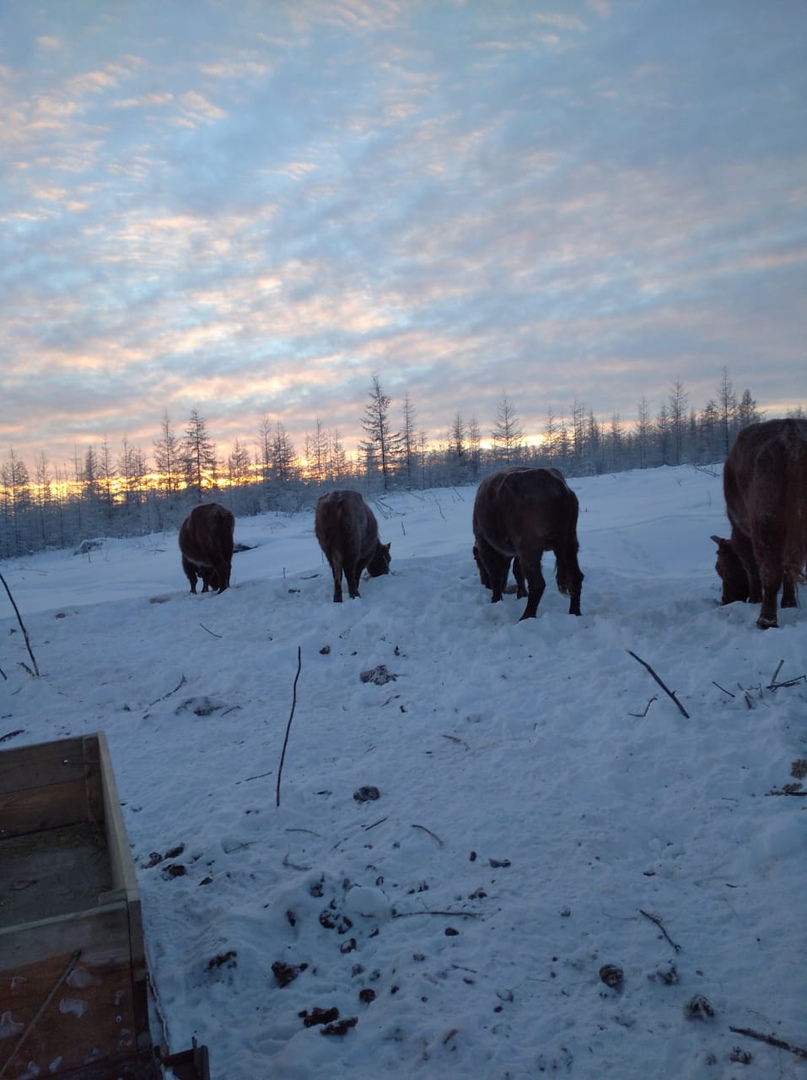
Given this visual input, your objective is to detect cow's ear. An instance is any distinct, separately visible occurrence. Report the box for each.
[710,535,724,547]
[383,543,391,554]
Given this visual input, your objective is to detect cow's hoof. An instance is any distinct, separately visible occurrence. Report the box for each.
[756,615,778,629]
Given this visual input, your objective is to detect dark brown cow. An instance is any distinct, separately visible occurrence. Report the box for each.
[473,467,583,621]
[179,503,235,594]
[314,489,391,603]
[711,417,807,629]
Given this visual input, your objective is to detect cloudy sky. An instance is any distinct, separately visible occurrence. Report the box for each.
[2,0,806,472]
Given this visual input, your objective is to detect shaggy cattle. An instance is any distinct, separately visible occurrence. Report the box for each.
[314,489,391,603]
[711,417,807,629]
[179,503,235,594]
[472,466,584,621]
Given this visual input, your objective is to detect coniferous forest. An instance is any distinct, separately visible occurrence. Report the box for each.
[1,368,799,559]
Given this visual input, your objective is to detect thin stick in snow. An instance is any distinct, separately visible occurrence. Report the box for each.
[276,646,302,809]
[639,908,682,952]
[412,823,444,846]
[729,1027,807,1059]
[0,571,40,677]
[627,650,690,718]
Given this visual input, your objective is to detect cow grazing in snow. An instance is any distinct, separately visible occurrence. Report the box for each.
[179,503,235,594]
[711,417,807,629]
[472,466,583,621]
[314,490,391,603]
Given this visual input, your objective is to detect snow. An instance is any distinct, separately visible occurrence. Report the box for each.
[2,466,806,1080]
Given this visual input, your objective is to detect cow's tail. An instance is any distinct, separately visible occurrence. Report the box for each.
[783,432,807,588]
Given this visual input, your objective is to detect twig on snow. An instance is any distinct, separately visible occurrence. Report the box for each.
[628,696,657,718]
[766,659,805,691]
[0,571,40,677]
[393,909,479,919]
[412,824,444,846]
[199,622,223,639]
[712,680,735,698]
[639,908,682,953]
[729,1027,807,1059]
[627,650,690,718]
[148,674,187,707]
[276,646,303,808]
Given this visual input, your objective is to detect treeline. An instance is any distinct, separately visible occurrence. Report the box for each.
[1,369,799,559]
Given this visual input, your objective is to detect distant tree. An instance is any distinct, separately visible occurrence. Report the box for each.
[360,373,400,489]
[183,409,217,495]
[717,367,737,454]
[737,388,761,429]
[467,416,482,478]
[400,395,418,485]
[0,448,32,557]
[570,399,586,472]
[635,398,652,468]
[118,436,147,515]
[154,412,183,494]
[668,380,689,465]
[655,402,672,465]
[272,421,297,482]
[491,393,524,466]
[328,427,348,484]
[257,415,273,488]
[608,413,623,472]
[228,438,252,485]
[543,409,558,463]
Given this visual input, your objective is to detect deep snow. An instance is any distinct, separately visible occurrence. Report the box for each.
[1,466,805,1080]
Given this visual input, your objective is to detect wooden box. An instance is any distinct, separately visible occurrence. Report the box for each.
[0,733,159,1079]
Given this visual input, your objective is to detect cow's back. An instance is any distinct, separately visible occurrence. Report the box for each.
[474,467,577,553]
[724,418,807,537]
[315,490,376,560]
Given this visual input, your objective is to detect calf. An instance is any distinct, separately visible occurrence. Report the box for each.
[314,490,391,603]
[179,503,235,594]
[711,417,807,628]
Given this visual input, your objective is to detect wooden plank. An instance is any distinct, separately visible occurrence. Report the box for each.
[0,735,88,793]
[0,735,105,839]
[0,904,147,1075]
[0,779,90,838]
[97,731,139,898]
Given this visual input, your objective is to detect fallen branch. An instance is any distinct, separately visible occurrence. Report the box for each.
[148,674,187,707]
[628,695,657,718]
[729,1027,807,1059]
[639,908,682,952]
[393,909,479,919]
[627,650,689,718]
[276,646,302,808]
[712,680,735,698]
[0,571,39,677]
[412,824,444,846]
[199,622,223,639]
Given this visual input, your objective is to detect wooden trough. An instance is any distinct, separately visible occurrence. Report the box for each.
[0,733,208,1080]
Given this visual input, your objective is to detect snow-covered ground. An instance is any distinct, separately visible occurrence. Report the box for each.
[2,466,805,1080]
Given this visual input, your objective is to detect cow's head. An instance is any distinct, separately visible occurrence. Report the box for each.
[710,535,749,605]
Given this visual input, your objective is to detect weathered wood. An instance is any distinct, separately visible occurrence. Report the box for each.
[0,733,156,1078]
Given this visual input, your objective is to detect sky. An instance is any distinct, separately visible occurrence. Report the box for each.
[2,466,805,1078]
[2,0,806,473]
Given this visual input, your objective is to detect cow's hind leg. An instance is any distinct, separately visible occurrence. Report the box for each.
[781,570,798,609]
[756,569,780,629]
[182,556,199,594]
[345,563,362,599]
[476,538,509,603]
[329,556,344,603]
[519,555,546,620]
